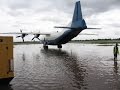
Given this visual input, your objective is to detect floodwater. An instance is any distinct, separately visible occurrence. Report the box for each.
[1,43,120,90]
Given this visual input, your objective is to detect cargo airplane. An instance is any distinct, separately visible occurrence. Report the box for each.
[1,1,100,49]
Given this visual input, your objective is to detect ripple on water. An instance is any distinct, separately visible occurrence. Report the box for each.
[3,44,119,90]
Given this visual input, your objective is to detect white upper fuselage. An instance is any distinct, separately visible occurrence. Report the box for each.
[40,26,83,45]
[41,30,65,41]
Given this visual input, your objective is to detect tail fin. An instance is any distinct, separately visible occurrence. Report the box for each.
[72,1,82,22]
[54,1,87,30]
[71,1,87,29]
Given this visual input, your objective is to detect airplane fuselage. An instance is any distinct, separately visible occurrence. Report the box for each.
[1,1,88,49]
[41,28,83,45]
[40,1,87,48]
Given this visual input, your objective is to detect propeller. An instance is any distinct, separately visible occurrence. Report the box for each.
[20,29,22,33]
[16,29,28,42]
[31,34,40,41]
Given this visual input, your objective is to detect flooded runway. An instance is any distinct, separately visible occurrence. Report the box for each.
[1,43,120,90]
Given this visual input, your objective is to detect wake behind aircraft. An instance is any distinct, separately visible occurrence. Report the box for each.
[1,1,100,49]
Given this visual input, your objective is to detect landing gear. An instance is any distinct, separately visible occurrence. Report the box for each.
[43,45,48,50]
[43,39,48,50]
[57,45,62,49]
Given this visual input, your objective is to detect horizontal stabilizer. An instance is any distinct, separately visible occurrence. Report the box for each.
[54,26,75,29]
[87,28,101,29]
[54,26,84,29]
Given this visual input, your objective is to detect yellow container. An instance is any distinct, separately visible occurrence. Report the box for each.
[0,36,14,84]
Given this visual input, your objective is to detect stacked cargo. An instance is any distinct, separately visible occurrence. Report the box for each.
[0,36,14,85]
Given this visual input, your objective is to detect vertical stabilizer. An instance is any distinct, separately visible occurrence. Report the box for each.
[72,1,82,22]
[55,1,87,29]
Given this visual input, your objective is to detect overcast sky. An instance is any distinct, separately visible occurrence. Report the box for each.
[0,0,120,40]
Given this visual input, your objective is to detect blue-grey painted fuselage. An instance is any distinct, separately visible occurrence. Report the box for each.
[41,1,87,48]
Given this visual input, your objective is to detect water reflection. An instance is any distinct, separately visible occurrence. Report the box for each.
[22,53,26,61]
[113,59,120,90]
[113,60,119,74]
[0,85,13,90]
[41,49,87,89]
[8,44,120,90]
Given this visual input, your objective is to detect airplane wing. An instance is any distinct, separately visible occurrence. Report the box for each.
[0,32,31,34]
[0,31,51,42]
[79,33,98,35]
[0,32,51,35]
[30,32,50,35]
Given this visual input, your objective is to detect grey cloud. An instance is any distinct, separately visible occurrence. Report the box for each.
[109,23,120,28]
[0,0,120,38]
[41,17,62,23]
[6,0,32,10]
[83,0,120,16]
[61,0,120,16]
[1,0,120,22]
[1,0,53,16]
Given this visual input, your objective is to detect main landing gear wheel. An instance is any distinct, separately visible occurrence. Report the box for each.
[43,39,48,50]
[43,45,48,50]
[57,45,62,49]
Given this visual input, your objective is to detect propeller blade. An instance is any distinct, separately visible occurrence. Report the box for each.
[16,36,21,38]
[32,37,35,41]
[37,37,40,41]
[22,37,24,42]
[20,29,22,33]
